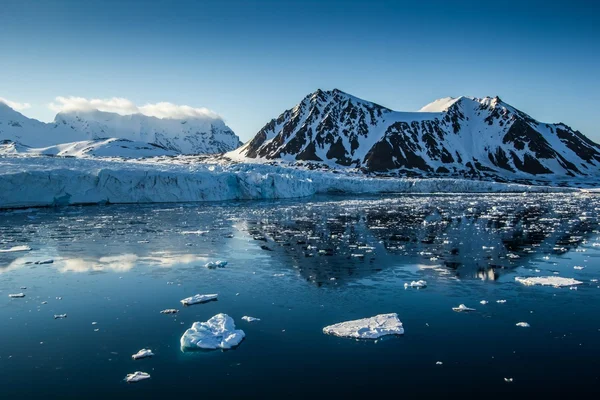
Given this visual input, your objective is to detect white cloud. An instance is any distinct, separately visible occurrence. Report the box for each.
[0,97,31,112]
[48,96,221,120]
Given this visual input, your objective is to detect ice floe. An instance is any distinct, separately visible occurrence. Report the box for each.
[452,304,475,312]
[125,371,151,383]
[180,313,245,350]
[53,314,67,319]
[160,309,179,314]
[0,245,31,253]
[204,260,228,269]
[322,313,404,339]
[516,322,530,328]
[480,300,488,305]
[8,293,25,298]
[180,293,218,306]
[132,349,154,360]
[241,316,260,322]
[515,276,583,287]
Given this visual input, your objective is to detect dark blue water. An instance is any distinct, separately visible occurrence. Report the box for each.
[1,194,599,398]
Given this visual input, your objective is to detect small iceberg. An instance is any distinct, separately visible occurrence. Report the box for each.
[132,349,154,360]
[515,276,583,287]
[180,313,245,351]
[160,309,179,314]
[180,293,218,306]
[480,300,488,305]
[241,316,260,322]
[0,245,31,253]
[404,280,427,289]
[204,260,228,269]
[322,313,404,339]
[496,299,507,304]
[452,304,475,312]
[516,322,530,328]
[54,314,67,319]
[125,371,151,383]
[8,293,25,298]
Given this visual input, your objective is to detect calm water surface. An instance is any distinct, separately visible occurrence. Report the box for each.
[1,193,599,398]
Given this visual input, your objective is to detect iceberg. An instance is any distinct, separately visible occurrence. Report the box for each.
[241,316,260,322]
[132,349,154,360]
[180,293,218,306]
[515,276,583,287]
[516,322,530,328]
[8,293,25,298]
[125,371,151,383]
[322,313,404,339]
[180,313,245,351]
[0,245,31,253]
[404,280,427,289]
[204,260,228,269]
[452,304,475,312]
[160,309,179,314]
[53,314,67,319]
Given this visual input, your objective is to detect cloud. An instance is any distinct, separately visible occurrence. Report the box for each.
[0,97,31,112]
[48,96,221,120]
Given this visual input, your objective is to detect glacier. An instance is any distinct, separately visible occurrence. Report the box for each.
[0,155,582,209]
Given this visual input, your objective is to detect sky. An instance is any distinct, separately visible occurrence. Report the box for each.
[0,0,599,142]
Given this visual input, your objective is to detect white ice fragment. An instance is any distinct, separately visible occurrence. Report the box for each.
[241,316,260,322]
[404,280,427,289]
[54,314,67,319]
[496,300,507,304]
[515,276,583,287]
[452,304,475,312]
[204,260,228,269]
[132,349,154,360]
[8,293,25,298]
[436,361,443,365]
[180,293,218,306]
[504,378,513,383]
[570,286,578,291]
[181,230,208,235]
[573,266,584,270]
[125,371,151,383]
[516,322,530,328]
[180,313,245,350]
[480,300,488,305]
[273,273,285,277]
[160,309,179,314]
[322,313,404,339]
[0,245,31,253]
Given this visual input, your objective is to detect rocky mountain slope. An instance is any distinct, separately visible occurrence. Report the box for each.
[0,102,241,154]
[229,89,600,180]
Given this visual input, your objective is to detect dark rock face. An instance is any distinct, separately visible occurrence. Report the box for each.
[235,89,600,180]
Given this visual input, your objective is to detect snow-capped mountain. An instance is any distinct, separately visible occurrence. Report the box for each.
[229,89,600,179]
[0,102,241,154]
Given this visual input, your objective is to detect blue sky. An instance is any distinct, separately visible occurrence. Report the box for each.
[0,0,598,142]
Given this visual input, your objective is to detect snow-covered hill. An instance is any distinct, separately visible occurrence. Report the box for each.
[0,138,177,158]
[0,102,241,155]
[229,89,600,180]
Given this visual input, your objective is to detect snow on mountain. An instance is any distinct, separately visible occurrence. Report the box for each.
[229,89,600,180]
[0,102,241,155]
[0,138,177,158]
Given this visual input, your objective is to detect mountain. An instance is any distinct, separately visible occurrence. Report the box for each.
[0,138,177,158]
[229,89,600,180]
[0,102,241,155]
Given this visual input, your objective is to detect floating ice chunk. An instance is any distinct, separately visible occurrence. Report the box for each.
[504,378,513,383]
[516,322,530,328]
[273,273,285,277]
[241,316,260,322]
[125,371,151,383]
[452,304,475,312]
[180,313,245,350]
[54,314,67,319]
[204,260,228,269]
[573,266,584,270]
[0,245,31,253]
[132,349,154,360]
[569,286,578,291]
[180,293,218,306]
[436,361,443,365]
[515,276,583,287]
[480,300,488,305]
[322,313,404,339]
[496,300,507,304]
[181,230,208,235]
[8,293,25,298]
[160,309,179,314]
[404,280,427,289]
